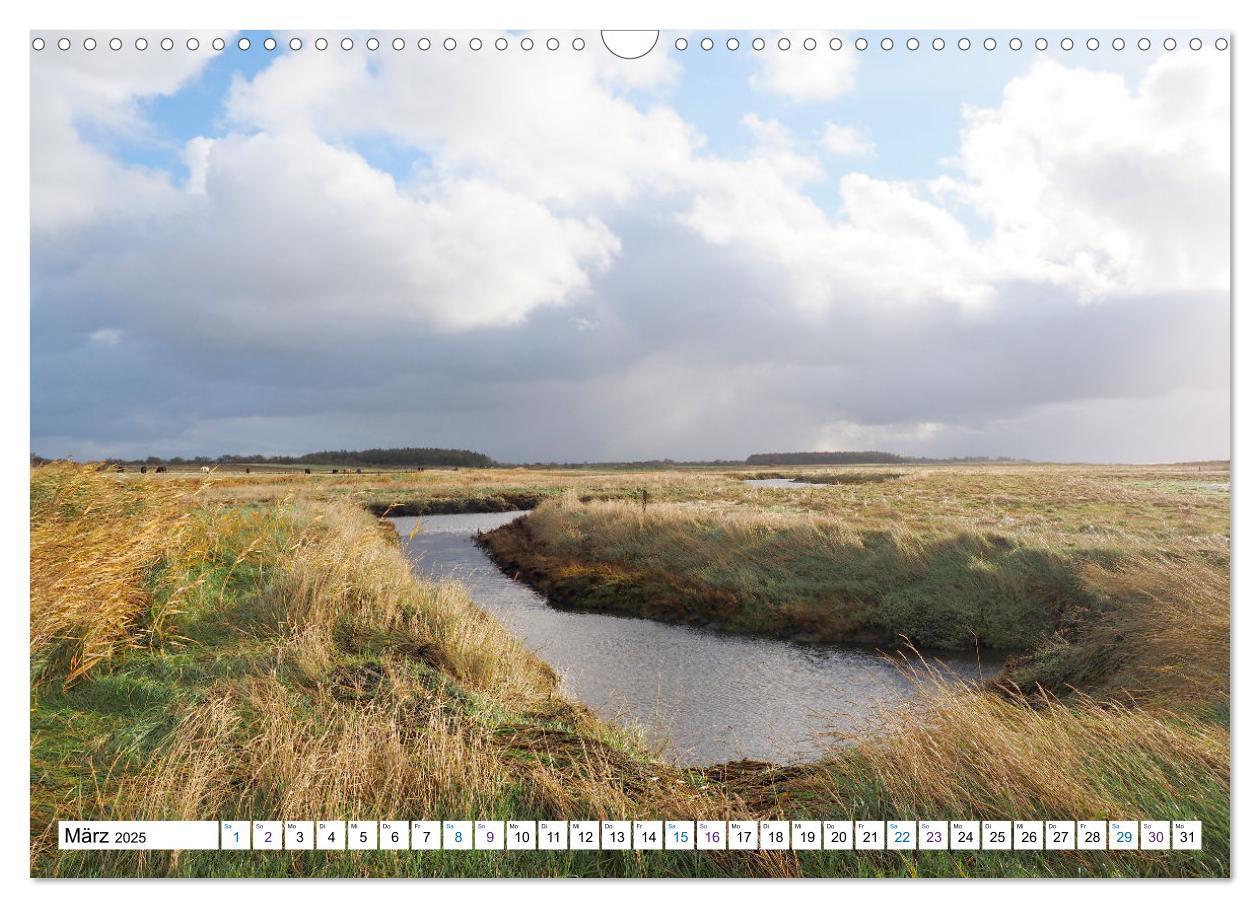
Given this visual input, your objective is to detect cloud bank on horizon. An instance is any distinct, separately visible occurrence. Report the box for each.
[30,30,1230,463]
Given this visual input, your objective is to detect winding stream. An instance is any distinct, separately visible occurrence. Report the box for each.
[393,512,995,766]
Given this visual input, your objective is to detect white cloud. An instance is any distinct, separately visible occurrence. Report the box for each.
[750,33,858,102]
[936,56,1229,300]
[820,123,874,157]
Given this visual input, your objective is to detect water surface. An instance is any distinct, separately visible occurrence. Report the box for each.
[393,512,993,765]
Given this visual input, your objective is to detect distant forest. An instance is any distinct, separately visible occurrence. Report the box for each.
[33,447,497,469]
[746,451,1027,466]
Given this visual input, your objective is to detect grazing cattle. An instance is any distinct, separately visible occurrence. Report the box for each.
[331,469,338,474]
[155,466,167,473]
[304,468,311,474]
[245,467,251,474]
[355,468,362,474]
[139,466,147,474]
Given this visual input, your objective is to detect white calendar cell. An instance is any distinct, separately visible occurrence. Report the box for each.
[316,820,345,850]
[379,821,408,850]
[538,821,568,850]
[823,820,853,850]
[443,821,472,850]
[475,820,505,850]
[665,820,694,850]
[506,820,536,850]
[791,820,821,850]
[569,821,599,851]
[727,820,758,850]
[285,820,314,850]
[348,821,377,850]
[886,821,916,850]
[1141,820,1170,850]
[1045,821,1075,850]
[601,820,631,850]
[759,820,789,850]
[253,820,281,850]
[855,820,884,851]
[950,820,979,850]
[221,820,250,850]
[633,820,663,850]
[918,821,947,851]
[411,821,441,850]
[1014,821,1043,850]
[1172,820,1202,850]
[696,821,726,850]
[982,820,1012,850]
[1077,821,1106,850]
[1109,821,1138,850]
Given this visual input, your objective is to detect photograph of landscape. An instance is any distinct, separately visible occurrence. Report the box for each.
[29,29,1229,878]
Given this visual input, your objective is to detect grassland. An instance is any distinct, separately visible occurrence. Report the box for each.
[30,462,1229,877]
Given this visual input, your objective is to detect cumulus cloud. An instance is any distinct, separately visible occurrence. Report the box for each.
[820,123,874,157]
[749,33,858,102]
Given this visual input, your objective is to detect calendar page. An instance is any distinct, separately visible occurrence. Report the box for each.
[26,18,1231,883]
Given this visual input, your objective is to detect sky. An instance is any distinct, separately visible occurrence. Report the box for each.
[30,30,1230,463]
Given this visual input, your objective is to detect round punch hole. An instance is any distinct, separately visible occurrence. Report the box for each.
[417,37,430,50]
[186,37,198,51]
[1215,37,1228,50]
[983,37,996,50]
[238,37,250,51]
[1036,37,1048,50]
[1164,38,1176,51]
[752,37,766,51]
[1138,37,1151,51]
[135,37,148,51]
[830,37,843,50]
[292,38,304,51]
[32,37,44,51]
[443,37,456,51]
[57,37,69,50]
[341,37,354,51]
[1112,37,1125,50]
[85,37,97,51]
[1009,38,1021,51]
[546,37,559,50]
[391,37,403,51]
[855,37,868,51]
[521,37,533,50]
[701,37,713,51]
[804,37,817,50]
[573,37,585,50]
[958,37,970,50]
[316,37,329,51]
[366,37,379,51]
[496,37,508,50]
[1189,37,1202,51]
[1061,37,1074,51]
[161,37,173,51]
[471,38,483,51]
[778,37,791,51]
[907,38,919,50]
[265,37,277,51]
[675,37,687,51]
[727,38,739,51]
[213,37,225,51]
[1087,37,1099,50]
[110,37,123,50]
[881,38,893,50]
[932,37,944,50]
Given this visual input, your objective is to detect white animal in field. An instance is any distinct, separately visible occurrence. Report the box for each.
[200,466,211,474]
